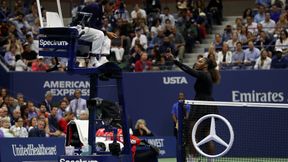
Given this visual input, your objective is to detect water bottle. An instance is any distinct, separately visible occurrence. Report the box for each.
[80,144,91,156]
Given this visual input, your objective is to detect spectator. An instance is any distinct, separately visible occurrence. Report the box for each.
[222,25,233,42]
[42,91,53,113]
[110,29,125,63]
[131,4,147,22]
[15,55,28,71]
[275,30,288,54]
[21,42,37,62]
[217,43,233,69]
[254,49,272,69]
[128,43,144,71]
[276,13,288,28]
[162,19,174,37]
[255,31,272,52]
[24,1,38,26]
[38,103,49,118]
[133,119,153,136]
[0,107,5,120]
[114,2,130,22]
[207,0,223,25]
[149,29,164,51]
[3,95,16,115]
[134,52,152,72]
[144,0,161,15]
[31,56,49,72]
[0,117,14,137]
[27,101,38,120]
[57,100,68,121]
[68,90,87,119]
[26,34,39,53]
[254,5,266,23]
[149,18,162,39]
[28,119,46,137]
[10,117,28,137]
[260,11,276,35]
[13,0,29,15]
[4,45,16,69]
[233,17,243,30]
[159,36,176,57]
[0,0,11,19]
[10,108,21,126]
[58,112,75,134]
[232,42,245,67]
[113,17,132,53]
[4,33,23,55]
[79,110,89,120]
[38,114,50,136]
[160,7,175,27]
[181,15,199,53]
[242,8,253,24]
[31,18,40,39]
[15,93,26,109]
[246,16,258,34]
[48,106,63,137]
[0,104,10,122]
[244,41,261,66]
[270,4,281,22]
[238,26,248,45]
[151,46,161,65]
[213,33,223,52]
[171,92,190,137]
[246,31,256,43]
[0,88,8,98]
[27,117,37,131]
[9,11,30,41]
[171,27,185,63]
[204,44,218,59]
[255,23,265,36]
[131,27,148,50]
[271,49,288,68]
[226,32,239,52]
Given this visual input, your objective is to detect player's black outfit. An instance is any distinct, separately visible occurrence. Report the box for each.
[174,60,218,120]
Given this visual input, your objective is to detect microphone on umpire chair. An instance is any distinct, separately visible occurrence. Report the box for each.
[78,31,85,38]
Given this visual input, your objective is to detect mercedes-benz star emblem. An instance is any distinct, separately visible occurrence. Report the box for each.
[192,114,234,158]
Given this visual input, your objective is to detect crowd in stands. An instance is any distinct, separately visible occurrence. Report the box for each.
[0,0,222,72]
[0,87,155,138]
[2,0,287,71]
[0,87,90,138]
[206,0,288,70]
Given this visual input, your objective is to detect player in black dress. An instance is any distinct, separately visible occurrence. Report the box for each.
[173,56,221,158]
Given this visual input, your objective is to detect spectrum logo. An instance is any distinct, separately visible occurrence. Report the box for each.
[39,39,69,47]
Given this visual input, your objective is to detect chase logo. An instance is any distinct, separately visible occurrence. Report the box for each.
[163,76,188,85]
[39,39,69,47]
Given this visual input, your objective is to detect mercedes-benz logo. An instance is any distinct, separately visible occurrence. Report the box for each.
[192,114,234,158]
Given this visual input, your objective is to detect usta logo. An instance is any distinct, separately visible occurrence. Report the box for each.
[163,76,188,84]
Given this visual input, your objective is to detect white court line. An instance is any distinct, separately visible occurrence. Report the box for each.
[185,100,288,109]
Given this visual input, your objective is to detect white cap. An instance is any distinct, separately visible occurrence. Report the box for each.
[37,55,44,59]
[275,48,283,52]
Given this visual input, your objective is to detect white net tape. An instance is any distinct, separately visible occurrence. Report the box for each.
[184,100,288,109]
